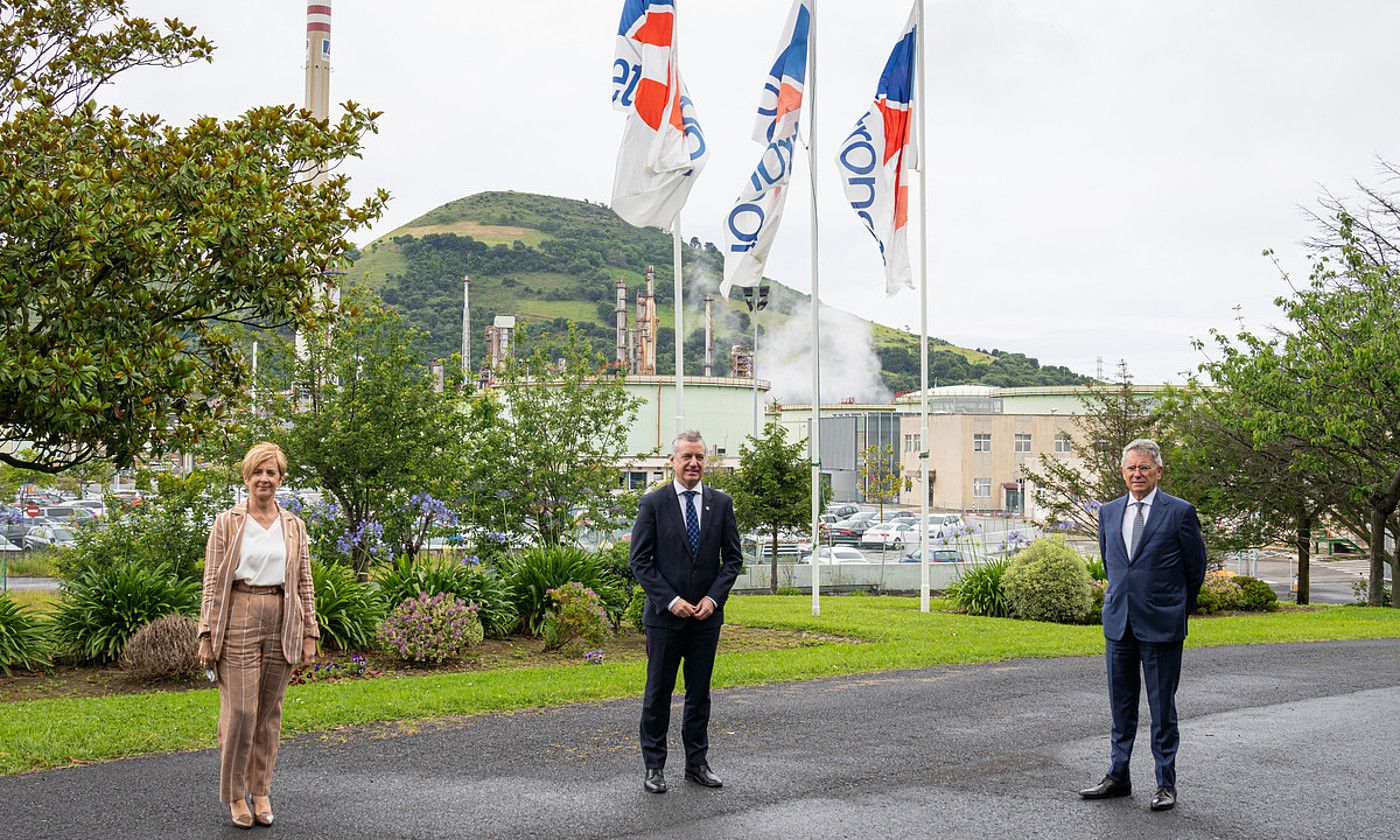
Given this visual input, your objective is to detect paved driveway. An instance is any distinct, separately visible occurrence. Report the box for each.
[4,640,1398,839]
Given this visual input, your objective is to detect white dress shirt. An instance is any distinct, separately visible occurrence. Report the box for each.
[666,480,712,612]
[1121,487,1158,556]
[235,514,287,586]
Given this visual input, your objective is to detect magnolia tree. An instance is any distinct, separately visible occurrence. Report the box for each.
[0,0,387,472]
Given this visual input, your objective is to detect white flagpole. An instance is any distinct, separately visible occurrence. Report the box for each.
[671,3,685,434]
[673,218,686,433]
[807,0,822,617]
[916,0,931,613]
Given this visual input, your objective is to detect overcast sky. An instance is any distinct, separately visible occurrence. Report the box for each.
[110,1,1400,383]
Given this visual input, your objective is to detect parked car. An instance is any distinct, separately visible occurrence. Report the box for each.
[900,547,965,563]
[887,510,919,522]
[42,506,97,523]
[828,512,881,545]
[797,545,867,564]
[924,514,965,536]
[1,523,33,545]
[23,524,76,550]
[0,533,21,553]
[860,521,916,549]
[824,503,859,520]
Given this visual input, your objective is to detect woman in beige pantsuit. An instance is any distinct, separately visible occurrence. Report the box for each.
[198,442,319,829]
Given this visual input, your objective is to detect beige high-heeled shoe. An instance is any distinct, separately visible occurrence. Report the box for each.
[230,801,254,829]
[251,795,275,826]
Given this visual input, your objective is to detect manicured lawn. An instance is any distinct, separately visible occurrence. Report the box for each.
[1,596,1396,775]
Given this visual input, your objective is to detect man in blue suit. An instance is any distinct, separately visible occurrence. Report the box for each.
[1079,438,1207,812]
[630,430,744,794]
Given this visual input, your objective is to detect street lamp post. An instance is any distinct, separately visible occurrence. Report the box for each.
[741,284,770,437]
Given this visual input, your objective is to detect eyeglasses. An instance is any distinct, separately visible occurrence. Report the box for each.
[1122,465,1158,474]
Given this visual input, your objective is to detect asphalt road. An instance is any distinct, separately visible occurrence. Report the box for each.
[4,640,1398,840]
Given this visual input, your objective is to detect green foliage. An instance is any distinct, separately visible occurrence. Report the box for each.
[377,592,483,664]
[1195,572,1243,615]
[859,444,905,517]
[1000,536,1094,624]
[720,421,821,594]
[1020,363,1158,539]
[1234,576,1280,612]
[623,584,646,632]
[59,468,232,581]
[0,0,386,472]
[51,560,199,663]
[1088,579,1106,625]
[241,292,474,576]
[502,546,626,636]
[0,593,53,674]
[946,557,1013,618]
[465,326,641,547]
[541,581,611,653]
[1084,557,1107,582]
[375,555,517,639]
[310,561,386,651]
[117,614,199,682]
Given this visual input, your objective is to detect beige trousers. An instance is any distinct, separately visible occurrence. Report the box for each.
[217,585,293,803]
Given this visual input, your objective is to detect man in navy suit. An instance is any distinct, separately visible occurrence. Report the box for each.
[630,430,744,794]
[1079,438,1207,812]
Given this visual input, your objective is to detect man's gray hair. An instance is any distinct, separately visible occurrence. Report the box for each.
[1121,438,1163,467]
[671,430,705,454]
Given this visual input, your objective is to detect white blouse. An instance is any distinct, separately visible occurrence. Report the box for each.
[235,515,287,586]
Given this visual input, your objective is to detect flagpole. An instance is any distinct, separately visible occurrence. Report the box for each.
[673,218,685,433]
[916,0,931,613]
[671,2,685,435]
[807,0,822,617]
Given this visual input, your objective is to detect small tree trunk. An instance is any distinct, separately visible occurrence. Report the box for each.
[1369,507,1387,607]
[1389,525,1398,609]
[770,526,779,595]
[1295,508,1310,606]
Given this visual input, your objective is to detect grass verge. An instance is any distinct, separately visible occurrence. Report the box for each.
[1,596,1396,775]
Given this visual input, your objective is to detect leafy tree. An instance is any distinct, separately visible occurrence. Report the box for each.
[858,444,906,520]
[464,325,641,547]
[1020,362,1159,539]
[720,422,818,593]
[0,0,387,472]
[1198,223,1400,607]
[239,291,474,578]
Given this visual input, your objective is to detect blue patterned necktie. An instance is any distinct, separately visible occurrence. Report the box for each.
[683,490,700,555]
[1129,501,1145,558]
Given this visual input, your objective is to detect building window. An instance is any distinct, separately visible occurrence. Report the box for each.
[973,433,992,453]
[1014,433,1032,454]
[973,478,992,498]
[620,471,648,490]
[1054,433,1073,454]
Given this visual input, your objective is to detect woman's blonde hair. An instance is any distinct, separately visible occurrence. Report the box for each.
[240,442,287,482]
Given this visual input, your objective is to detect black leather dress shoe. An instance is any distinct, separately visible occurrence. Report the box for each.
[1150,786,1176,811]
[1078,775,1132,799]
[684,765,723,788]
[644,769,667,794]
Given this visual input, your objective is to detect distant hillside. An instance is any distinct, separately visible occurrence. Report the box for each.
[346,191,1088,392]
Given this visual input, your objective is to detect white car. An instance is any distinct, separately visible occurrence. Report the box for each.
[859,521,915,549]
[917,514,966,538]
[799,545,868,564]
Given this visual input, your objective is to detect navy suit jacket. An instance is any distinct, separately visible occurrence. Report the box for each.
[1098,490,1208,644]
[629,484,744,630]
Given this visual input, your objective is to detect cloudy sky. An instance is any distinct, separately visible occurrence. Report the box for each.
[110,1,1400,383]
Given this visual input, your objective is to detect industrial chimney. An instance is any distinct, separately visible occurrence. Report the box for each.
[703,295,714,377]
[614,277,628,369]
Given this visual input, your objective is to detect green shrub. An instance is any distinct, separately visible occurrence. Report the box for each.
[377,592,483,664]
[1085,557,1107,582]
[3,548,59,577]
[1088,579,1106,624]
[118,614,200,682]
[59,469,231,581]
[1196,571,1242,614]
[51,560,199,663]
[776,586,803,596]
[376,555,518,638]
[311,561,386,650]
[1001,536,1093,623]
[1234,576,1280,611]
[946,557,1013,618]
[623,584,646,632]
[1351,578,1392,606]
[542,581,611,652]
[0,594,53,674]
[502,546,625,636]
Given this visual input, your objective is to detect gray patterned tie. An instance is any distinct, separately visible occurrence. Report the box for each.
[1129,501,1145,558]
[684,491,700,556]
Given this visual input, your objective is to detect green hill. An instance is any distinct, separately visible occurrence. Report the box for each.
[346,191,1088,391]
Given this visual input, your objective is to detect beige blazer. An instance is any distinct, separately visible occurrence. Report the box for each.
[199,503,319,664]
